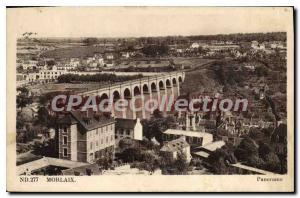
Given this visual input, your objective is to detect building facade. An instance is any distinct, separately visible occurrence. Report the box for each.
[57,110,115,163]
[162,129,213,147]
[115,118,143,145]
[160,137,192,163]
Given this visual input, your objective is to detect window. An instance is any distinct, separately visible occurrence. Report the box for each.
[63,148,68,157]
[63,127,67,132]
[101,139,103,144]
[110,125,113,130]
[96,141,98,147]
[90,142,93,150]
[126,129,130,135]
[111,135,114,141]
[63,136,67,145]
[106,137,108,143]
[89,153,94,162]
[74,171,80,176]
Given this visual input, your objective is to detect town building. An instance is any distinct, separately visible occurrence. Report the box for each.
[162,129,213,147]
[56,110,115,163]
[70,58,80,67]
[38,65,68,82]
[160,137,191,163]
[115,118,143,145]
[190,42,200,49]
[251,40,265,50]
[21,60,39,70]
[192,140,225,159]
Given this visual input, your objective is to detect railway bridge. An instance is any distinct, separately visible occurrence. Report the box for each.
[78,71,185,119]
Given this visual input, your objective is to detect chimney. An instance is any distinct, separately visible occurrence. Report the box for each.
[136,118,141,124]
[191,115,196,131]
[94,113,101,122]
[83,116,91,125]
[185,114,190,130]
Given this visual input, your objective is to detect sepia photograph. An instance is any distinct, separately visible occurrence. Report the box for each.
[6,6,294,192]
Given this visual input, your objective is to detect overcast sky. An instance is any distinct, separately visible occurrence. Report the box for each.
[8,7,292,38]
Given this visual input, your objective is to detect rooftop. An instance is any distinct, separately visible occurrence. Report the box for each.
[115,118,139,129]
[160,137,190,153]
[17,157,89,175]
[193,151,210,158]
[163,129,213,139]
[62,163,101,175]
[196,140,225,152]
[57,109,115,132]
[230,163,278,175]
[70,109,115,132]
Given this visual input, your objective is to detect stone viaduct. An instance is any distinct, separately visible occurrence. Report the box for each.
[78,71,185,120]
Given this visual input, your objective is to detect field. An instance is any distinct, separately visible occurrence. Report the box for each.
[172,57,216,69]
[40,46,106,59]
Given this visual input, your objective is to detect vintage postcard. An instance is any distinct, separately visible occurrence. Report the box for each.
[6,7,294,192]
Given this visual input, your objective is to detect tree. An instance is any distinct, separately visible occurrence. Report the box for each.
[263,152,281,172]
[207,145,237,174]
[142,116,176,142]
[118,148,141,163]
[173,152,189,174]
[118,138,140,151]
[255,66,268,77]
[234,137,259,162]
[83,38,98,46]
[46,60,56,66]
[36,107,56,128]
[17,87,33,110]
[17,95,33,110]
[153,109,163,118]
[32,139,58,157]
[248,128,267,143]
[142,44,169,57]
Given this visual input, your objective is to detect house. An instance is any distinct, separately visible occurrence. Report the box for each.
[97,57,105,66]
[16,73,28,87]
[38,65,68,82]
[105,53,114,60]
[121,52,130,59]
[244,65,255,71]
[162,129,213,147]
[22,60,39,70]
[70,58,80,67]
[57,63,76,71]
[115,118,143,145]
[192,140,226,159]
[86,57,95,64]
[160,137,191,163]
[190,42,200,49]
[56,110,115,163]
[251,41,265,50]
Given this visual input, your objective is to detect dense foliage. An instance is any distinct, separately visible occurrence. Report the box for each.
[57,73,143,83]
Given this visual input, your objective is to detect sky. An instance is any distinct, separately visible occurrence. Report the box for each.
[7,7,292,38]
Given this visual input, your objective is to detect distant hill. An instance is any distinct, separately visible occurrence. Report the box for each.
[187,32,287,42]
